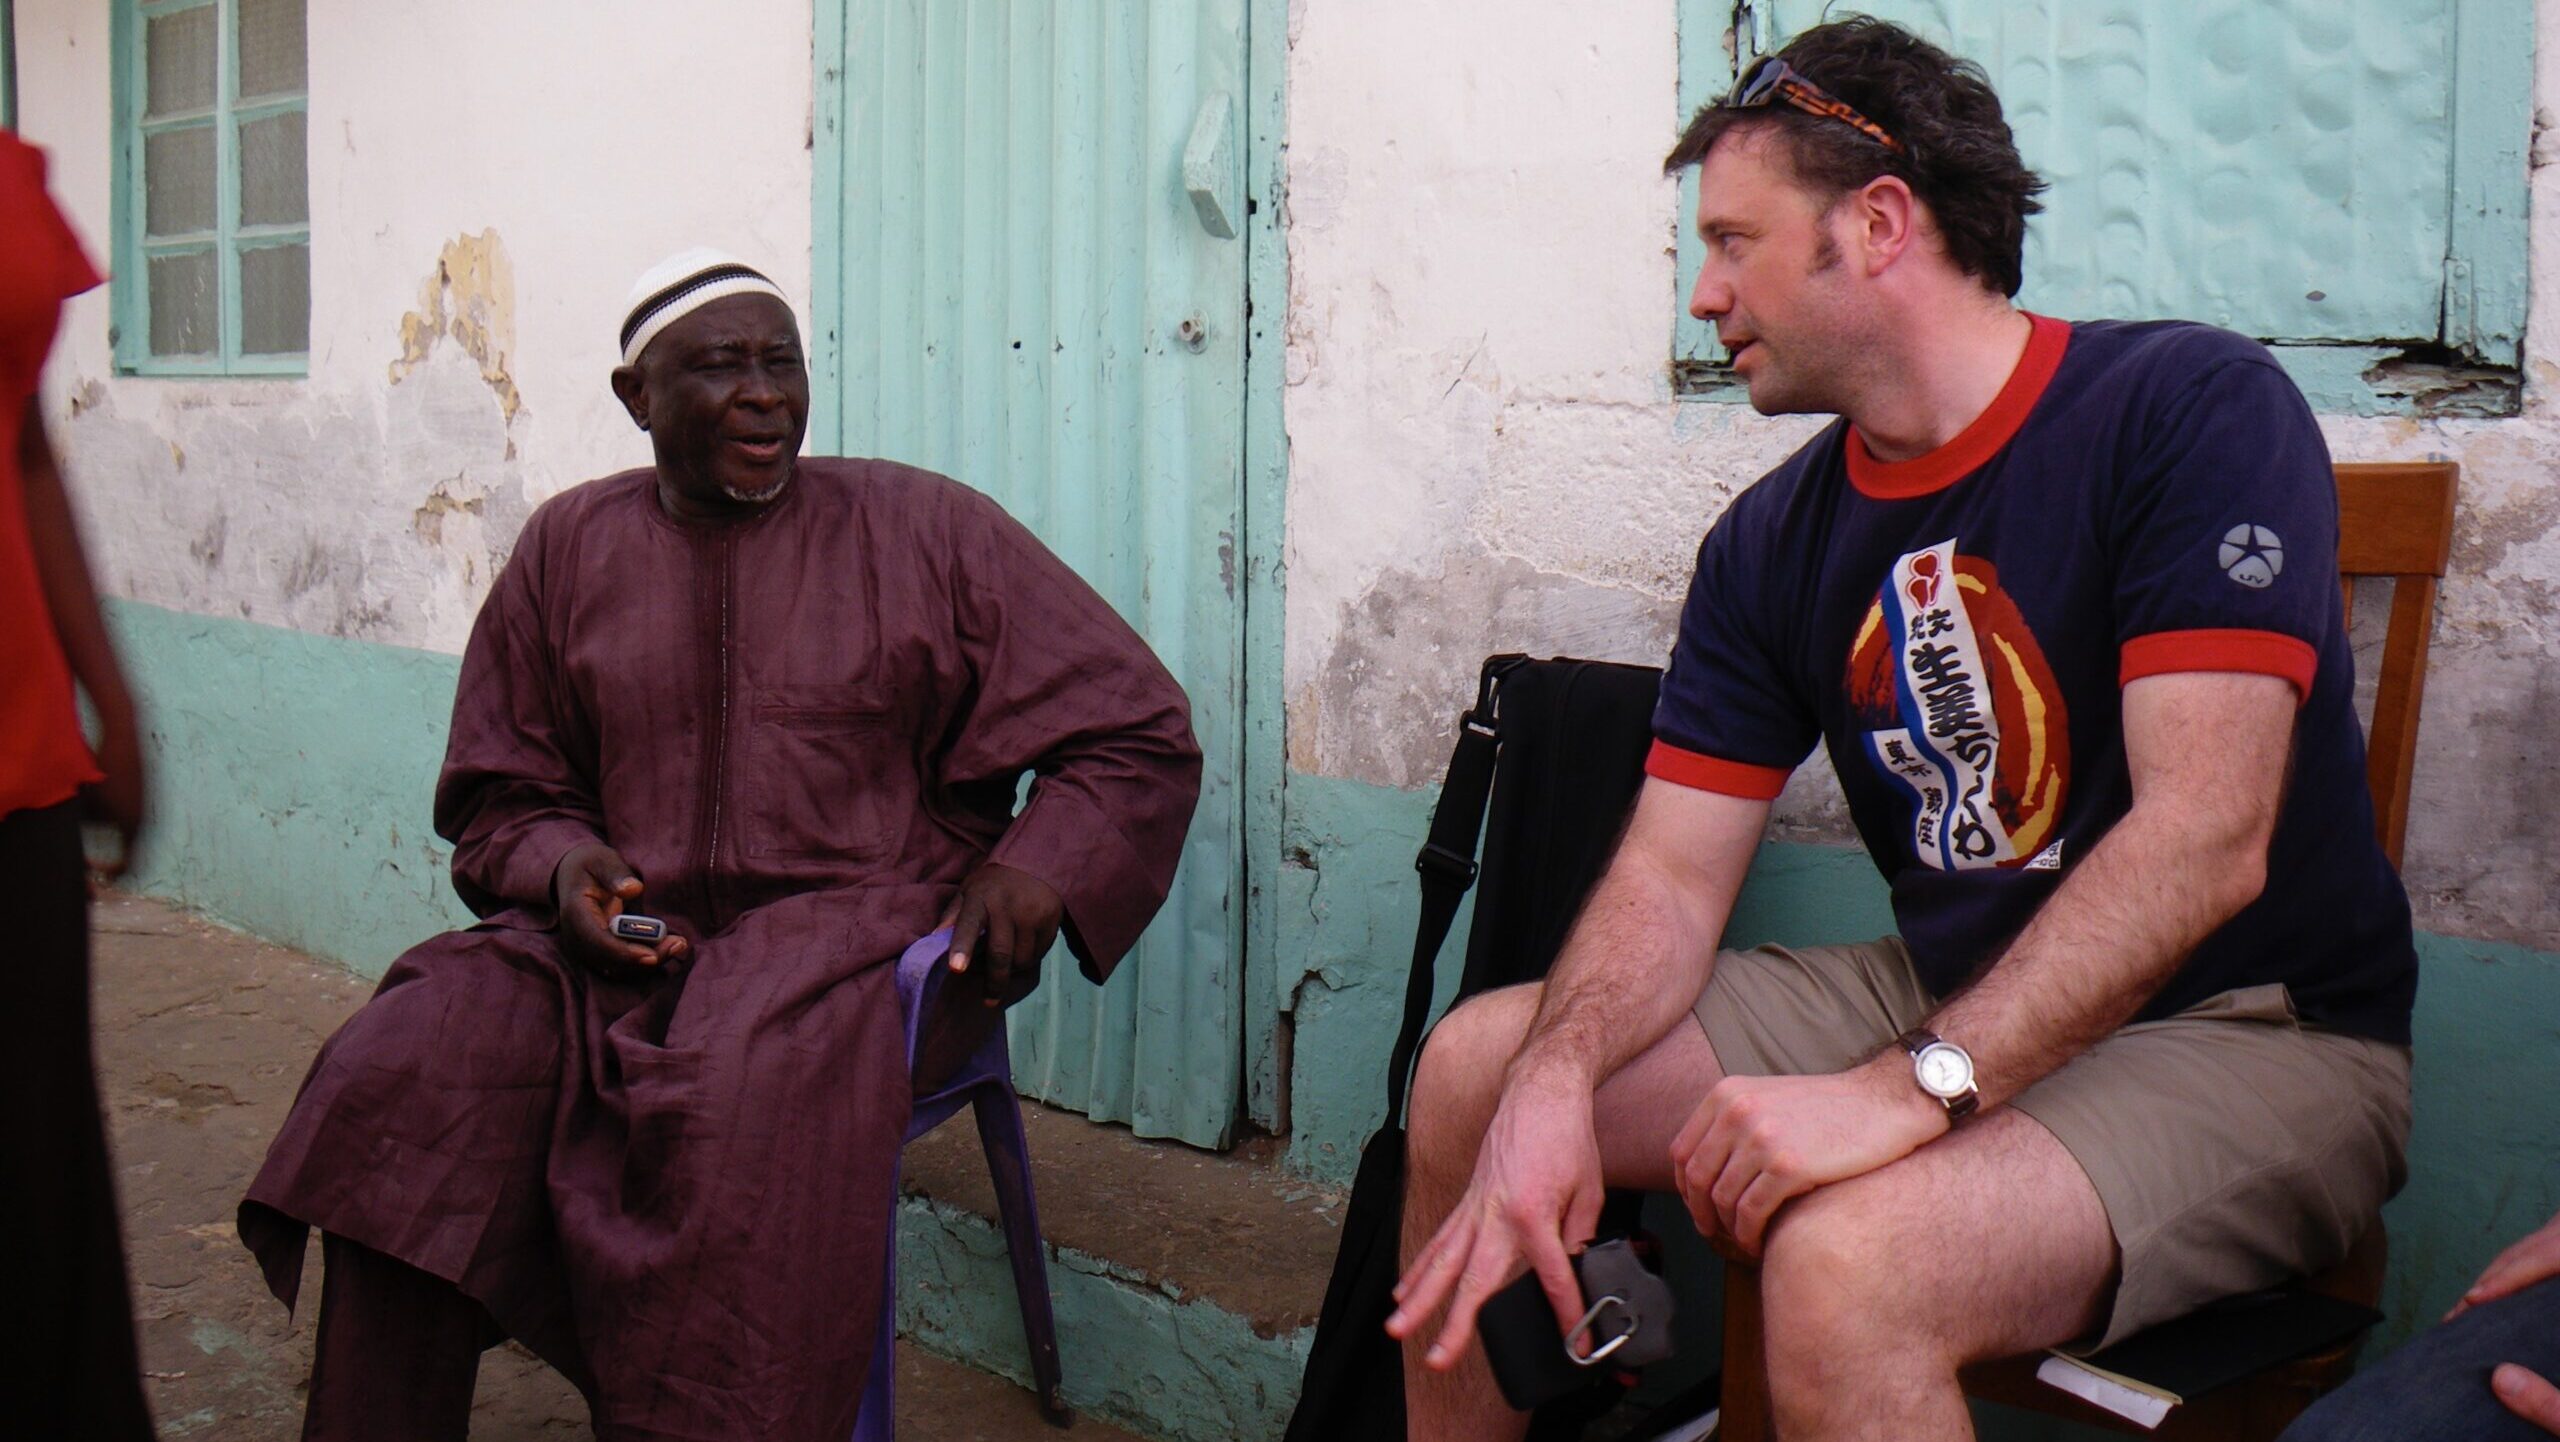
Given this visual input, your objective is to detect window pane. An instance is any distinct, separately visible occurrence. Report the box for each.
[237,0,308,101]
[240,243,310,355]
[145,5,218,118]
[239,111,308,226]
[149,249,219,356]
[144,124,217,236]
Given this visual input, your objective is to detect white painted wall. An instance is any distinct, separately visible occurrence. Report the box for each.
[15,0,2555,950]
[1280,0,2560,951]
[18,0,814,656]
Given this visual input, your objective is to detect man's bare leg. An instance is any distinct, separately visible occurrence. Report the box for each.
[1401,980,2117,1442]
[1400,983,1725,1442]
[1756,1109,2116,1441]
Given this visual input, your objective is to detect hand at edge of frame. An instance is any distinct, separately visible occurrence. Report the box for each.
[2493,1363,2560,1436]
[2449,1209,2560,1321]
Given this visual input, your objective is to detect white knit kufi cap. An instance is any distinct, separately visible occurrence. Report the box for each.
[618,248,792,366]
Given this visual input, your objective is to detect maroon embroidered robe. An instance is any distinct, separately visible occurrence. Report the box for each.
[242,460,1200,1440]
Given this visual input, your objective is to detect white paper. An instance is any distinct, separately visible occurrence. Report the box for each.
[1643,1406,1718,1442]
[2035,1355,2174,1430]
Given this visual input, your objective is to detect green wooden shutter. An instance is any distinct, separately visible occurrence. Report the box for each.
[1678,0,2530,410]
[815,0,1251,1149]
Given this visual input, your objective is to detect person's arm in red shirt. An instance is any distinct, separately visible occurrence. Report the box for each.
[18,398,146,874]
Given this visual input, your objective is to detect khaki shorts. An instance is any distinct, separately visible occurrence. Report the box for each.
[1691,938,2411,1348]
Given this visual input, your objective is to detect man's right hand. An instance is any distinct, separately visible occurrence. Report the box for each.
[1386,1066,1606,1370]
[552,841,690,977]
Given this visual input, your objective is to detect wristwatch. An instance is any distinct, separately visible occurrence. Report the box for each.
[1896,1028,1979,1123]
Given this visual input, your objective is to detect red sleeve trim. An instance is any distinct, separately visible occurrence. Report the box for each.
[2119,629,2317,702]
[1645,739,1792,799]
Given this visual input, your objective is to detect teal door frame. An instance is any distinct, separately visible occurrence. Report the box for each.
[1236,0,1290,1137]
[810,0,1290,1145]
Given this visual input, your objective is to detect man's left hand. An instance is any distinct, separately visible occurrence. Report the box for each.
[943,862,1064,1008]
[1669,1058,1946,1256]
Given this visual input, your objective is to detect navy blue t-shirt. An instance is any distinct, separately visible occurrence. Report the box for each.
[1652,316,2416,1044]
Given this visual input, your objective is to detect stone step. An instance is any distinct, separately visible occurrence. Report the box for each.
[895,1096,1346,1442]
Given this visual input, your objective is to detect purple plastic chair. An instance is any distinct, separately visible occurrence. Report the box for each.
[851,928,1071,1441]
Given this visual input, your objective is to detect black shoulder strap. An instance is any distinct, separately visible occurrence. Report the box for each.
[1385,654,1525,1127]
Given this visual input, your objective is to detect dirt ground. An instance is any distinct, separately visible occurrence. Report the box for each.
[89,888,1141,1441]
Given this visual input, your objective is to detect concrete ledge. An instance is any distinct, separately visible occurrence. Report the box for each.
[897,1108,1339,1442]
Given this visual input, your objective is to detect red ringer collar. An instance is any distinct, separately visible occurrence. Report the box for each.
[1846,313,2072,500]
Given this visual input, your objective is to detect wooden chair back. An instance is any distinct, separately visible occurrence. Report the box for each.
[2334,461,2458,868]
[1715,461,2458,1442]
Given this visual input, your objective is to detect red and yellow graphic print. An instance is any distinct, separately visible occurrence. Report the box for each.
[1844,540,2070,871]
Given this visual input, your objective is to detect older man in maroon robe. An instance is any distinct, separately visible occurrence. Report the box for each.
[239,251,1202,1442]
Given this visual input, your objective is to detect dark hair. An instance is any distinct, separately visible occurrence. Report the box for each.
[1664,17,2046,297]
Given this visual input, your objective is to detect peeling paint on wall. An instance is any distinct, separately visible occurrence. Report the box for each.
[2363,348,2524,418]
[1317,552,1674,789]
[410,478,487,549]
[53,344,532,655]
[391,230,526,429]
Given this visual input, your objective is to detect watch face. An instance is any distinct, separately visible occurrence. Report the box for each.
[1915,1042,1973,1099]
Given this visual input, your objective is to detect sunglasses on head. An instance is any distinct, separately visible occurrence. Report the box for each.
[1724,55,1906,155]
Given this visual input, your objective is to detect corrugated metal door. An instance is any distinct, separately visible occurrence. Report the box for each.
[813,0,1249,1148]
[1747,0,2464,339]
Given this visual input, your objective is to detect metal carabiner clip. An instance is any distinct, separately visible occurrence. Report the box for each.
[1565,1293,1635,1367]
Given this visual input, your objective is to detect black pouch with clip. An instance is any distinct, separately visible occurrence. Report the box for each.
[1476,1236,1678,1413]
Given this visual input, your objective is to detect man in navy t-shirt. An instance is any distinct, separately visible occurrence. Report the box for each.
[1389,19,2415,1441]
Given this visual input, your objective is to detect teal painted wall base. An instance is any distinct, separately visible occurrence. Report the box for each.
[897,1195,1309,1442]
[106,599,473,972]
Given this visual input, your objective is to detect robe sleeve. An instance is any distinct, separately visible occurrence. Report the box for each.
[433,512,606,919]
[939,489,1203,982]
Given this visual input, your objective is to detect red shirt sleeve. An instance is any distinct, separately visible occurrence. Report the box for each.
[0,134,109,815]
[2,133,105,301]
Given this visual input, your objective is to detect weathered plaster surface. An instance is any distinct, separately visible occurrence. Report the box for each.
[18,0,814,657]
[1282,0,2560,953]
[897,1195,1313,1442]
[60,344,530,650]
[105,600,475,973]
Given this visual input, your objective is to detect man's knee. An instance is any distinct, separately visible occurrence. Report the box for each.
[1758,1181,1930,1361]
[1404,985,1538,1169]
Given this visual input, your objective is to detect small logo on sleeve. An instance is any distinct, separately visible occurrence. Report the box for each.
[2219,525,2285,589]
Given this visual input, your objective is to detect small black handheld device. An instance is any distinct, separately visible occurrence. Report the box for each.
[1475,1236,1677,1412]
[609,913,668,943]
